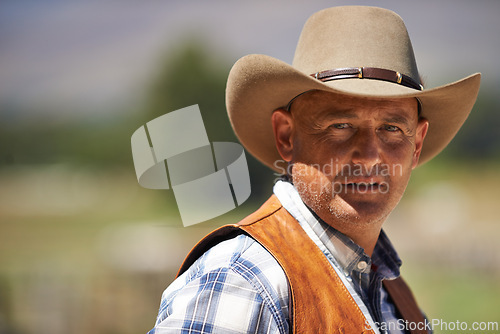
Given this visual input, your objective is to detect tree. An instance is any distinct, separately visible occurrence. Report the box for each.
[141,36,274,198]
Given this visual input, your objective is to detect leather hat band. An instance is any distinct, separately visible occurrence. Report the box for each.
[311,67,423,91]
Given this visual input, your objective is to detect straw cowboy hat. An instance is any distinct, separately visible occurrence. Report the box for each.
[226,6,481,171]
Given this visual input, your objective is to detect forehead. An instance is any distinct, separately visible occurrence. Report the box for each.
[290,90,419,123]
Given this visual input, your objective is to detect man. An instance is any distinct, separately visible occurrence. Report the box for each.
[148,6,480,334]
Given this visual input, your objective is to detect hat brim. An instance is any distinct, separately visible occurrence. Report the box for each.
[226,54,481,172]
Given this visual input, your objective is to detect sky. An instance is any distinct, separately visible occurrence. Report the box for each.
[0,0,498,118]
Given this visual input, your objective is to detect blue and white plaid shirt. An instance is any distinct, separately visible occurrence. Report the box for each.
[148,180,411,333]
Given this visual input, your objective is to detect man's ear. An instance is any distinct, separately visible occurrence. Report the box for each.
[412,117,429,169]
[271,108,294,162]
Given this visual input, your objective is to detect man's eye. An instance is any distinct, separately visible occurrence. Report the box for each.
[331,123,350,129]
[384,125,400,132]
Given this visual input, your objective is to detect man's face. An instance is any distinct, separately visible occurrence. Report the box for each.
[272,90,428,233]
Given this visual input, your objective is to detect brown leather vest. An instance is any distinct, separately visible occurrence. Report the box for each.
[178,195,427,334]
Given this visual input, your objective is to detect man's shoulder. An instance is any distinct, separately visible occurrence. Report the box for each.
[165,233,290,325]
[152,232,291,334]
[181,233,287,287]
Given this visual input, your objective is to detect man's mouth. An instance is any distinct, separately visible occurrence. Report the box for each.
[340,178,388,193]
[346,181,379,188]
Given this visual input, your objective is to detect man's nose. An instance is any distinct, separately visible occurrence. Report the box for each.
[350,128,382,170]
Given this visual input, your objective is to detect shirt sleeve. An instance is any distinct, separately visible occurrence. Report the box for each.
[149,266,285,334]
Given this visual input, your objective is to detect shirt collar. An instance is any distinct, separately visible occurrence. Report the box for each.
[273,179,401,281]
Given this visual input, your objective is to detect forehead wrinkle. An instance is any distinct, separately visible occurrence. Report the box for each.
[313,108,414,126]
[296,106,357,123]
[292,92,418,127]
[319,109,358,121]
[379,110,416,128]
[382,114,410,124]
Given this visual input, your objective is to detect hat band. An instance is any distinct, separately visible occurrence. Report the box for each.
[311,67,423,91]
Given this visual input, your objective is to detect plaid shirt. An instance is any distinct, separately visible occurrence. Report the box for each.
[148,180,414,333]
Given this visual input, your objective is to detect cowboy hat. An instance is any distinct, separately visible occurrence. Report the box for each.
[226,6,481,171]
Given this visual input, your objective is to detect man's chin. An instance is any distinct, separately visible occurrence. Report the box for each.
[326,198,391,228]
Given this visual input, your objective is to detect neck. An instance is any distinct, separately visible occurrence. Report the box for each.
[344,228,381,257]
[327,217,385,257]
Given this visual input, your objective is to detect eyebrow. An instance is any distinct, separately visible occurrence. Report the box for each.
[317,109,413,127]
[381,113,412,127]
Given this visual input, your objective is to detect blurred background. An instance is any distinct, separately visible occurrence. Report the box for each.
[0,0,499,333]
